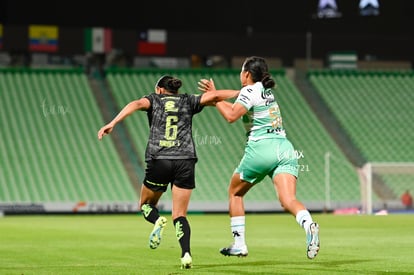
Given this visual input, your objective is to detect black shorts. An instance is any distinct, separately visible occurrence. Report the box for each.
[143,159,197,192]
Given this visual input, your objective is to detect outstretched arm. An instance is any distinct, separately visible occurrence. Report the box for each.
[215,101,247,123]
[97,98,150,140]
[197,78,239,105]
[197,78,247,123]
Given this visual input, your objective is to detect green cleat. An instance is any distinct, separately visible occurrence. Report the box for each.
[149,217,167,249]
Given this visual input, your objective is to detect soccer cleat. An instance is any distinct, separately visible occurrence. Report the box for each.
[149,216,167,249]
[306,222,320,259]
[220,244,248,257]
[180,252,192,269]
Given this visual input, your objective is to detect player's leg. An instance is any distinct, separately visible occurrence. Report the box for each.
[220,173,252,257]
[221,140,269,257]
[272,138,320,259]
[273,173,320,259]
[139,183,163,222]
[139,184,167,249]
[171,159,196,269]
[273,173,305,215]
[140,159,171,249]
[171,185,193,269]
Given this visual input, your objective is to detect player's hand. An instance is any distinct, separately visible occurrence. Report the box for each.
[97,124,114,140]
[197,78,216,93]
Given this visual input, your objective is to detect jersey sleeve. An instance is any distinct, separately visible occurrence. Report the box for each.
[189,94,204,114]
[235,86,254,110]
[143,93,155,111]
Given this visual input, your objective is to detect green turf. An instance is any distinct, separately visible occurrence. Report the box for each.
[0,213,413,274]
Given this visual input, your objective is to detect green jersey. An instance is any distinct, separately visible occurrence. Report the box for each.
[235,82,286,141]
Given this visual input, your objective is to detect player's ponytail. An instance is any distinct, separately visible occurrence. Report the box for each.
[155,75,182,93]
[243,56,275,89]
[261,73,276,89]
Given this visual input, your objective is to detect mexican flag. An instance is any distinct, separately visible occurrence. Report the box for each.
[84,28,112,53]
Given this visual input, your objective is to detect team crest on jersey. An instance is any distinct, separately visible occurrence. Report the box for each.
[164,100,178,112]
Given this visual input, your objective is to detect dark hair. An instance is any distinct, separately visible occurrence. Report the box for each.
[242,56,276,89]
[155,75,182,93]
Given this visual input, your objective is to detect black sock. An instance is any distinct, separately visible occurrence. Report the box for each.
[174,216,191,257]
[140,203,159,224]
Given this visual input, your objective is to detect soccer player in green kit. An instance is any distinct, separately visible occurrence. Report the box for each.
[198,56,320,260]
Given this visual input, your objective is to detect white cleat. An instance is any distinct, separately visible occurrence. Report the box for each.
[181,252,192,269]
[220,244,248,257]
[306,222,320,259]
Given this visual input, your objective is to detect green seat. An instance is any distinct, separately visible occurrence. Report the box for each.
[309,70,414,198]
[106,69,360,208]
[0,69,136,203]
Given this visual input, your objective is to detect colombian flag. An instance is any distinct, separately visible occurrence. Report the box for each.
[0,24,3,50]
[29,25,58,52]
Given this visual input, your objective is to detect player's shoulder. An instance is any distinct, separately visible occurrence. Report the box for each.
[242,82,262,92]
[144,92,157,100]
[180,93,202,102]
[179,93,201,97]
[240,83,262,99]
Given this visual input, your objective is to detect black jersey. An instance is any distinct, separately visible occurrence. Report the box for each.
[143,93,204,161]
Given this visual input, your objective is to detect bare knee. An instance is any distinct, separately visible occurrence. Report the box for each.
[279,196,306,215]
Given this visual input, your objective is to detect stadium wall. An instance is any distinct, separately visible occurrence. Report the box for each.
[1,24,413,68]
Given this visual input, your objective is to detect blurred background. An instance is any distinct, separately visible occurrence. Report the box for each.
[1,0,413,215]
[0,0,413,70]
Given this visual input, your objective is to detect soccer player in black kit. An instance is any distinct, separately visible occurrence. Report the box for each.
[98,75,238,269]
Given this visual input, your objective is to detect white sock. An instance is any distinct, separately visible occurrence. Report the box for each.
[230,216,245,247]
[296,210,313,233]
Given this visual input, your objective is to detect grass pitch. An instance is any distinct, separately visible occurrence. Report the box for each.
[0,213,413,274]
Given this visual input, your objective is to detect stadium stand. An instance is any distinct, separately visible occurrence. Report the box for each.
[0,68,138,207]
[308,70,414,200]
[105,69,360,211]
[1,67,372,213]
